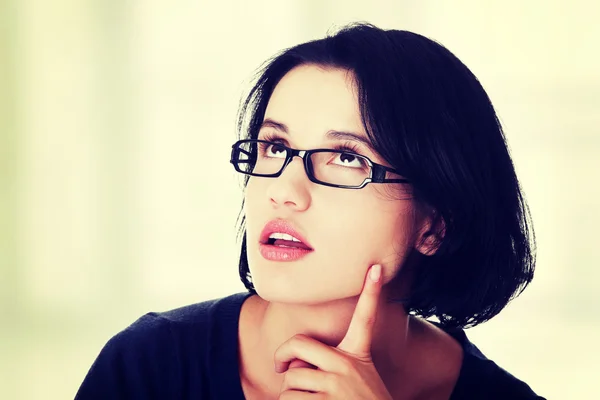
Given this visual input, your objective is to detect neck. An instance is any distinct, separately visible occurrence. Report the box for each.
[244,286,412,394]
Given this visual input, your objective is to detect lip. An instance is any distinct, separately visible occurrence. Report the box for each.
[259,243,313,262]
[259,219,313,249]
[258,219,314,262]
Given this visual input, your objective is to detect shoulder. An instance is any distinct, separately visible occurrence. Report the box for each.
[148,291,249,333]
[440,326,546,400]
[98,291,248,361]
[75,292,252,400]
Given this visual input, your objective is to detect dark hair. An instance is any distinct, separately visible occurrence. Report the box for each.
[234,22,535,328]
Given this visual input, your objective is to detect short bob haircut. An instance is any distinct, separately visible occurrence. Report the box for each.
[235,22,535,328]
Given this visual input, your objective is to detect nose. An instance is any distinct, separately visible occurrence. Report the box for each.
[266,156,311,211]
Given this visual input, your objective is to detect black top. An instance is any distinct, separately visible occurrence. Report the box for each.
[75,292,545,399]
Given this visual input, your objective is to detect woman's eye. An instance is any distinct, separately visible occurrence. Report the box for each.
[266,143,287,157]
[333,152,364,168]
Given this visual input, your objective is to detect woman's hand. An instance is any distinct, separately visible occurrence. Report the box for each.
[274,264,394,400]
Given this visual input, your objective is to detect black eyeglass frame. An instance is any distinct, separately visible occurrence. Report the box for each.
[230,139,409,189]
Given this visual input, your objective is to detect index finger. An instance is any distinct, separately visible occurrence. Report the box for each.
[336,264,383,357]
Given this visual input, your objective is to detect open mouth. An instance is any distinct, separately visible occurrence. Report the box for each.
[259,219,314,258]
[259,223,313,261]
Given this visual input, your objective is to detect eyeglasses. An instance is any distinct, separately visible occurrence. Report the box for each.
[230,139,409,189]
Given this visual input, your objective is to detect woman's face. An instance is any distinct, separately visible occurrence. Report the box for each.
[244,64,423,304]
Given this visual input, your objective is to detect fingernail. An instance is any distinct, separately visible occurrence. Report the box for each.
[369,265,381,282]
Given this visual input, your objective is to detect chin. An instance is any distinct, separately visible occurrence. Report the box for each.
[247,250,367,304]
[253,281,317,304]
[252,278,357,306]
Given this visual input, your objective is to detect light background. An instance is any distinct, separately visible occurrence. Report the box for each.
[1,1,599,399]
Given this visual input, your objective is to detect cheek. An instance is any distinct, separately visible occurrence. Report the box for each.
[243,179,266,241]
[322,196,415,273]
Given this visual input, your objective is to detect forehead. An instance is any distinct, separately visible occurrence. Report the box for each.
[264,65,364,136]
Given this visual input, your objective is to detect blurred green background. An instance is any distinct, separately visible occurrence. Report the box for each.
[1,1,599,399]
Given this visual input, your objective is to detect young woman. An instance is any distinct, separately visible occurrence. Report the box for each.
[76,23,544,399]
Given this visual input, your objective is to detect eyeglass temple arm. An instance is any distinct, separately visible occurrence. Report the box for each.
[372,165,409,184]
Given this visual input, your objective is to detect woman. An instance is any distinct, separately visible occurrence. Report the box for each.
[76,23,544,399]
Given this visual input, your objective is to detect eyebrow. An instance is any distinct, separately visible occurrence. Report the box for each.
[260,118,375,151]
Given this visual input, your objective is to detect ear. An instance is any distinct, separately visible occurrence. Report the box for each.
[415,210,446,256]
